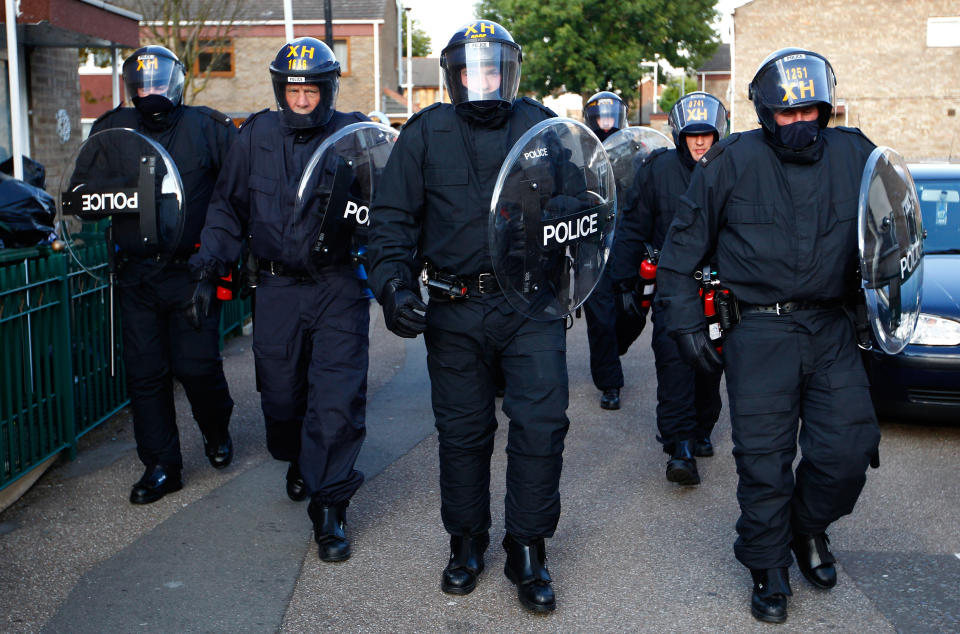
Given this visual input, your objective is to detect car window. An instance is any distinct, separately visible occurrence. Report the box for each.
[914,179,960,253]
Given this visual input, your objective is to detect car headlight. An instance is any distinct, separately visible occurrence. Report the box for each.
[909,313,960,346]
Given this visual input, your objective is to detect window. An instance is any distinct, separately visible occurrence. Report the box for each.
[194,39,234,77]
[927,18,960,47]
[333,39,350,76]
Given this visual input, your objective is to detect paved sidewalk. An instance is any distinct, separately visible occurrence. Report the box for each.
[2,306,958,632]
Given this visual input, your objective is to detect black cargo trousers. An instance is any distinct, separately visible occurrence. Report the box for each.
[424,293,570,539]
[118,262,233,469]
[723,308,880,570]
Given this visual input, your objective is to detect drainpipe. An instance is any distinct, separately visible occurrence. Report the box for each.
[5,0,24,179]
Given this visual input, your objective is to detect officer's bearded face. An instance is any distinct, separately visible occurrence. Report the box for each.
[684,132,715,160]
[773,105,819,126]
[460,65,501,97]
[285,84,321,114]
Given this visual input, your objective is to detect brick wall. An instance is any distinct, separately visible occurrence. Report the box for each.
[27,47,82,195]
[733,0,960,161]
[190,34,379,117]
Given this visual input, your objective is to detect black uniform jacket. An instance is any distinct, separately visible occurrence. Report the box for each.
[611,147,692,282]
[656,127,875,335]
[366,98,555,300]
[191,109,367,276]
[91,105,236,256]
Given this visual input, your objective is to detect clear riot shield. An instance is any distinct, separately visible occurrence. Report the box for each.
[489,118,616,321]
[294,122,398,280]
[858,146,924,354]
[57,128,185,286]
[602,126,674,207]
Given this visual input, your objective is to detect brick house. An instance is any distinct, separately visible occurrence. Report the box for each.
[1,0,139,193]
[695,43,731,112]
[732,0,960,161]
[82,0,401,126]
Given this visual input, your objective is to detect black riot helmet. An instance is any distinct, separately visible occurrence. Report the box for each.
[667,91,728,146]
[584,91,628,141]
[122,46,185,128]
[748,47,836,133]
[440,20,522,106]
[269,37,341,129]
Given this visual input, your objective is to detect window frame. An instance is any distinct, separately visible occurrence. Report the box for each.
[334,38,351,77]
[192,38,235,78]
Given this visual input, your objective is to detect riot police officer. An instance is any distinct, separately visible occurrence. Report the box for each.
[611,91,727,485]
[582,91,628,409]
[190,38,370,562]
[656,49,881,623]
[368,21,567,613]
[584,90,627,143]
[90,46,237,505]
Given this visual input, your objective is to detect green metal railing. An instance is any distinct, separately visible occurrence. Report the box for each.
[0,243,251,492]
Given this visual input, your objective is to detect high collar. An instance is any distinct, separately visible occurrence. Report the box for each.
[762,128,825,164]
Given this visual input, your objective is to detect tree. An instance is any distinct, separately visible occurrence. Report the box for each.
[475,0,718,101]
[135,0,252,103]
[401,16,432,57]
[78,48,119,68]
[658,75,700,113]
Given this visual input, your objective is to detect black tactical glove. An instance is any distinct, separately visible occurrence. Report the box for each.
[616,277,646,322]
[382,279,427,338]
[614,277,646,355]
[674,328,723,374]
[187,271,219,331]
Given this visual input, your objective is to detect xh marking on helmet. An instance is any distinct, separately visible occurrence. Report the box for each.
[780,78,815,102]
[287,44,316,70]
[464,22,496,38]
[136,56,159,71]
[685,99,709,121]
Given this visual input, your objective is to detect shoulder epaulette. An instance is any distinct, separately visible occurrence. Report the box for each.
[402,102,443,129]
[91,104,124,127]
[519,96,557,118]
[195,105,235,127]
[833,125,874,145]
[238,108,270,131]
[698,132,741,167]
[642,146,669,166]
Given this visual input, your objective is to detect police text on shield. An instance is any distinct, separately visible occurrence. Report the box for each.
[542,210,599,248]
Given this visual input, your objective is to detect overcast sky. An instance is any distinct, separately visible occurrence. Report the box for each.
[400,0,753,57]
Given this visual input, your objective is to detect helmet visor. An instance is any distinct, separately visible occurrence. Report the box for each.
[443,42,521,105]
[123,53,184,105]
[584,98,627,134]
[752,53,835,111]
[669,94,728,138]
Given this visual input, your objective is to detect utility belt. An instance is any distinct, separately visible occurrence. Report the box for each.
[739,298,845,315]
[257,258,352,281]
[257,258,313,281]
[421,264,501,301]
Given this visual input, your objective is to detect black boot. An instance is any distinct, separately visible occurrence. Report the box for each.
[203,431,233,469]
[666,440,700,485]
[792,532,837,589]
[750,568,791,623]
[502,534,556,613]
[286,462,307,502]
[130,464,183,505]
[441,532,489,595]
[600,388,620,410]
[308,500,351,562]
[693,435,714,457]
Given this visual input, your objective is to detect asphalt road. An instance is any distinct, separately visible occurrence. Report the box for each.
[1,305,958,632]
